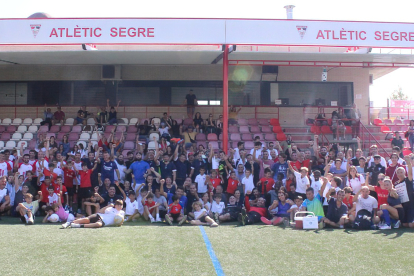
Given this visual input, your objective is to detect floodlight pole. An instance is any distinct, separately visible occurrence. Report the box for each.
[223,44,229,153]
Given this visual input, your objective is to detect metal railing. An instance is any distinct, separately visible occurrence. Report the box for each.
[359,122,391,158]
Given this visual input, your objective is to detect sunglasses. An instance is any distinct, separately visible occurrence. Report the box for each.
[378,178,384,181]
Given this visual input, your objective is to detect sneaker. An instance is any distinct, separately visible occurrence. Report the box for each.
[178,215,187,226]
[241,209,247,225]
[394,220,401,229]
[61,222,71,229]
[71,223,81,228]
[238,213,245,226]
[379,224,391,230]
[272,217,284,226]
[339,225,344,229]
[165,214,173,226]
[261,217,272,225]
[156,217,162,222]
[210,222,218,227]
[150,217,155,223]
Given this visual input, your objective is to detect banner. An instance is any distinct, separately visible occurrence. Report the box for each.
[2,18,414,47]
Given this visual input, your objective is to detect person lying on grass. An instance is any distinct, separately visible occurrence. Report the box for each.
[62,199,125,228]
[238,190,268,226]
[190,201,218,227]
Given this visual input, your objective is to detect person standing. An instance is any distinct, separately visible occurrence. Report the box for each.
[407,120,414,152]
[350,103,362,140]
[183,89,197,118]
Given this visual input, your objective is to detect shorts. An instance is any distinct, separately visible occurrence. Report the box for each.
[87,214,105,226]
[171,213,180,222]
[78,187,91,199]
[227,211,239,221]
[402,202,414,224]
[159,210,167,219]
[197,215,207,223]
[66,187,74,197]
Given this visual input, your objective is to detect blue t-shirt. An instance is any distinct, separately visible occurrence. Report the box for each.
[329,167,347,175]
[271,162,288,181]
[278,202,290,215]
[302,193,324,218]
[130,161,150,184]
[100,160,118,183]
[167,193,187,211]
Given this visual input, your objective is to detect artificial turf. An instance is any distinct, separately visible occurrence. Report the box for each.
[2,216,414,276]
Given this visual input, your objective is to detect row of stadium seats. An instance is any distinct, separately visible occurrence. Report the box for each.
[373,118,412,126]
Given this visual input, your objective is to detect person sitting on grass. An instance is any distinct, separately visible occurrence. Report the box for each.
[218,195,242,223]
[300,176,329,223]
[83,189,104,216]
[43,192,81,224]
[321,189,348,228]
[238,190,268,226]
[376,177,403,229]
[142,192,161,223]
[165,195,187,226]
[124,190,140,222]
[17,191,43,225]
[190,201,218,227]
[63,199,125,228]
[210,193,225,224]
[347,186,380,229]
[261,191,294,226]
[287,196,303,222]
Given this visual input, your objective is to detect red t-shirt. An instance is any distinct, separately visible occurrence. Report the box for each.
[78,169,93,188]
[385,164,404,184]
[169,203,182,214]
[210,177,221,189]
[145,200,155,208]
[343,195,354,210]
[43,168,58,183]
[227,178,239,195]
[375,186,389,208]
[285,179,293,192]
[54,184,67,204]
[260,177,275,194]
[63,168,75,188]
[40,183,66,203]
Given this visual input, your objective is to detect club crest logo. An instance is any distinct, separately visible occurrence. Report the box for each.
[296,26,307,39]
[30,24,41,38]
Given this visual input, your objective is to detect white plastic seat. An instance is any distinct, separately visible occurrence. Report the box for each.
[27,125,38,133]
[77,141,87,149]
[129,118,138,125]
[4,141,16,149]
[91,133,99,140]
[118,118,128,125]
[0,141,4,149]
[65,118,74,125]
[17,141,28,149]
[1,118,11,125]
[16,125,27,133]
[147,141,156,150]
[149,133,159,141]
[22,133,34,141]
[79,133,91,141]
[22,118,33,125]
[11,118,23,125]
[10,133,22,141]
[87,118,96,125]
[32,118,42,125]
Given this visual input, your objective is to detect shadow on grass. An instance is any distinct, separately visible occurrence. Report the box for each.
[371,228,414,239]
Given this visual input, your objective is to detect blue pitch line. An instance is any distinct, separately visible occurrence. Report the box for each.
[199,226,225,276]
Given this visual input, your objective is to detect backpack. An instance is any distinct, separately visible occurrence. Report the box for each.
[353,209,373,230]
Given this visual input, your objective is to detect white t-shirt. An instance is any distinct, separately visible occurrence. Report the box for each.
[293,171,309,194]
[125,198,138,216]
[195,174,207,193]
[347,174,365,194]
[115,161,126,183]
[388,158,405,166]
[0,187,8,202]
[233,148,241,161]
[18,163,33,178]
[0,161,11,177]
[99,207,125,226]
[159,127,169,135]
[211,157,219,170]
[136,195,145,214]
[194,208,207,220]
[211,201,225,214]
[48,193,59,205]
[249,148,262,159]
[355,195,378,214]
[242,175,254,193]
[310,175,322,195]
[322,182,341,205]
[35,159,49,178]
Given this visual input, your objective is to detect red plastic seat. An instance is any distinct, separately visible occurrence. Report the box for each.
[373,118,384,126]
[321,126,332,133]
[261,126,272,133]
[37,125,48,133]
[248,118,258,125]
[125,133,136,141]
[250,126,260,133]
[380,126,391,133]
[68,133,80,141]
[258,118,269,125]
[127,126,138,133]
[238,119,248,126]
[230,133,241,141]
[207,133,218,141]
[49,125,60,133]
[239,126,250,133]
[116,126,126,133]
[196,133,206,141]
[71,125,82,133]
[104,125,116,133]
[345,126,352,134]
[276,133,287,141]
[383,119,393,126]
[272,126,282,133]
[310,125,321,134]
[123,141,135,150]
[229,126,238,133]
[264,133,276,141]
[60,125,71,133]
[241,134,253,141]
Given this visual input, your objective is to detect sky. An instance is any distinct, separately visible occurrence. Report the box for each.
[2,0,414,107]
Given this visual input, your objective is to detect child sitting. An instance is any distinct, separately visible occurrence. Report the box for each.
[42,185,59,211]
[17,191,43,225]
[287,196,303,222]
[142,192,160,223]
[165,195,187,226]
[125,190,140,222]
[210,193,225,223]
[190,201,218,227]
[45,192,80,225]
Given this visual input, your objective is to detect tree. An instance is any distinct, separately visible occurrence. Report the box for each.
[390,87,409,100]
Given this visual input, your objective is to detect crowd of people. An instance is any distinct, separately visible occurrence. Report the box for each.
[1,104,414,231]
